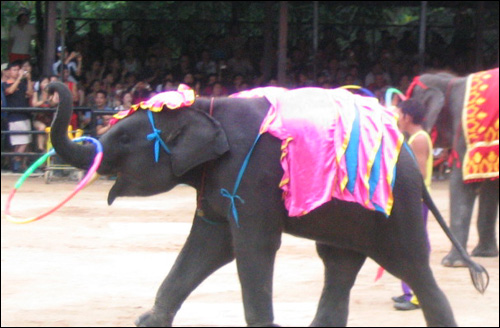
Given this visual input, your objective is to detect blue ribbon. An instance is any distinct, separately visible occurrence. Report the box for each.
[146,110,171,162]
[345,104,360,194]
[220,133,262,227]
[220,189,245,225]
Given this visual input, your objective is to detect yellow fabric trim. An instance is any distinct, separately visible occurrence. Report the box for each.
[279,178,290,188]
[462,73,475,178]
[259,109,277,134]
[363,129,383,203]
[280,137,293,161]
[281,137,294,150]
[336,105,354,192]
[385,133,405,215]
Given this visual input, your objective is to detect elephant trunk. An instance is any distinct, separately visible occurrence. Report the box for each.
[48,82,95,170]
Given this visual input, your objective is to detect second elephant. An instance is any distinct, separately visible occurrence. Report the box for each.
[407,68,499,267]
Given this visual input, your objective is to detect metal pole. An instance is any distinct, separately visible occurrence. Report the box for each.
[43,1,57,76]
[59,1,67,80]
[474,1,485,71]
[312,1,319,82]
[418,1,427,72]
[277,1,288,86]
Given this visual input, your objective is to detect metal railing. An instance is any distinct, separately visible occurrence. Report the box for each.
[1,106,118,161]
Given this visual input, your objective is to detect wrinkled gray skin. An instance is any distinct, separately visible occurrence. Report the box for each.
[409,72,499,267]
[49,81,479,327]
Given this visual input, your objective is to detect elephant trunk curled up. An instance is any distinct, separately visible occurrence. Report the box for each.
[48,82,96,170]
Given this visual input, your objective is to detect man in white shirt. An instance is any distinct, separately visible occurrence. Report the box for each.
[8,9,37,63]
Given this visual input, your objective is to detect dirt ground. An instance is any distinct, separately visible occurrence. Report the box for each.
[1,174,498,327]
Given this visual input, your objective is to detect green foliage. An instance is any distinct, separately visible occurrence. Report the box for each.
[1,1,498,66]
[1,1,36,30]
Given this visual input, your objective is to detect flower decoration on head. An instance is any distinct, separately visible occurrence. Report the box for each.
[110,84,195,125]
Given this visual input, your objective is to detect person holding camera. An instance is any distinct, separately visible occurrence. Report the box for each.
[4,60,34,172]
[52,46,82,83]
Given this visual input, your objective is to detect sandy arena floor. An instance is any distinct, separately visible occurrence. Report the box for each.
[1,174,498,327]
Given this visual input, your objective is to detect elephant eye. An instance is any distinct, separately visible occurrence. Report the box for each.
[119,133,131,144]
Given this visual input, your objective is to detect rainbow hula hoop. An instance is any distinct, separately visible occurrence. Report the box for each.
[340,85,376,98]
[5,137,103,224]
[385,87,407,107]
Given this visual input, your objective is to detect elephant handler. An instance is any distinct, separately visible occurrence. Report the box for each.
[393,98,434,311]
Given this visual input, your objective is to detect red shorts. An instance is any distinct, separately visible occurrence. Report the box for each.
[9,53,31,63]
[70,113,79,131]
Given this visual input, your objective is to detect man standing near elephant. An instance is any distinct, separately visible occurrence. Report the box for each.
[393,99,434,311]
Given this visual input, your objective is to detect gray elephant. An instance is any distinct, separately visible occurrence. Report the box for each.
[48,82,487,327]
[407,69,499,267]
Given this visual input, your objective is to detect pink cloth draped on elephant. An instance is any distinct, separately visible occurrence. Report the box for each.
[253,87,404,217]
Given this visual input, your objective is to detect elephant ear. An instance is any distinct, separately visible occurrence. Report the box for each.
[169,110,229,177]
[419,87,445,132]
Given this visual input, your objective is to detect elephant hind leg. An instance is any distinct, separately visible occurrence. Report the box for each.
[310,243,366,327]
[405,267,457,327]
[472,181,499,257]
[379,257,457,327]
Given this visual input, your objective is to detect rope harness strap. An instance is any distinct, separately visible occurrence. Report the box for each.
[195,98,221,226]
[146,110,171,162]
[144,99,253,227]
[405,76,429,98]
[220,133,263,228]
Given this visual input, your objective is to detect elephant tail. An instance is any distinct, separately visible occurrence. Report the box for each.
[422,186,490,294]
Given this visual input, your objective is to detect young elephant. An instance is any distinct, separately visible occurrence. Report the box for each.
[48,82,487,327]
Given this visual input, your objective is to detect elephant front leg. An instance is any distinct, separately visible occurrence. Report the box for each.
[233,226,282,326]
[441,168,476,267]
[136,215,234,327]
[472,180,499,257]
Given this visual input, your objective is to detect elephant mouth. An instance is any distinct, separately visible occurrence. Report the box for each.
[106,172,162,205]
[107,173,124,205]
[105,170,178,206]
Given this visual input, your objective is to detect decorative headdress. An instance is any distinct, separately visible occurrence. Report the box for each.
[110,84,195,125]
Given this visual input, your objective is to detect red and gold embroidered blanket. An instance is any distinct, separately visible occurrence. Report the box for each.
[462,68,499,183]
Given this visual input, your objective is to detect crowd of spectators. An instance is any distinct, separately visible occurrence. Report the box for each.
[1,12,495,171]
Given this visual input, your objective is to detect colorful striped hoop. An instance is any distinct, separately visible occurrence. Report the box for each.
[340,85,376,98]
[5,137,103,224]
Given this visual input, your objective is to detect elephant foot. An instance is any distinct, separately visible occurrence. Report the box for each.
[471,244,499,257]
[135,308,173,327]
[441,252,467,268]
